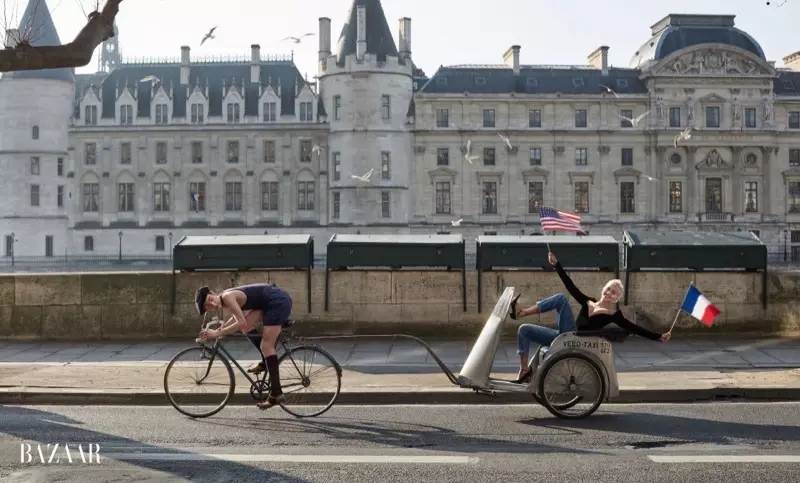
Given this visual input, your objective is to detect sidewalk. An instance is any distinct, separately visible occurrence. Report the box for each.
[0,337,798,405]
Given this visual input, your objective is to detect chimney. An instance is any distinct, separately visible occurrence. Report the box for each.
[503,45,521,75]
[588,46,609,75]
[399,17,411,61]
[318,17,331,60]
[180,46,190,84]
[356,5,366,61]
[250,44,260,83]
[4,28,19,48]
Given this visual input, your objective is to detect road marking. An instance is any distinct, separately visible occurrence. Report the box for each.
[648,455,800,463]
[102,453,479,464]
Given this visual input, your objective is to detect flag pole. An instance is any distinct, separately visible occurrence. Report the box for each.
[667,309,682,334]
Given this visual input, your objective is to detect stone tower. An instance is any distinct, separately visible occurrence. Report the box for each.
[98,21,121,72]
[318,0,414,225]
[0,0,74,258]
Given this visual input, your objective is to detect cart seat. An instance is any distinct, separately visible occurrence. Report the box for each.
[574,328,629,342]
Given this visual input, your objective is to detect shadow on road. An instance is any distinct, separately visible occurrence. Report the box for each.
[0,406,307,482]
[522,410,800,444]
[195,414,606,456]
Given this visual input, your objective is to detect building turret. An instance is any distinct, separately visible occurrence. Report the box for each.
[318,0,414,225]
[0,0,75,257]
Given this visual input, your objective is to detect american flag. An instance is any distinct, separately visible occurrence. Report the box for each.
[538,206,583,233]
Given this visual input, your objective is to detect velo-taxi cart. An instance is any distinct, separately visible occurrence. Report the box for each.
[381,287,628,420]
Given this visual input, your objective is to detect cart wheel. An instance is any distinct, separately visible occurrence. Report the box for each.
[537,352,606,420]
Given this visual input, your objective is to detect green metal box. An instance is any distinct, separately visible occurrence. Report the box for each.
[326,234,465,270]
[476,235,620,272]
[173,235,314,271]
[623,230,766,271]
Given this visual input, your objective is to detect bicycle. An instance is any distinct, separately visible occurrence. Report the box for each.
[163,318,343,419]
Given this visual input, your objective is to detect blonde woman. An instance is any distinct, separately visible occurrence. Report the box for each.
[510,252,671,383]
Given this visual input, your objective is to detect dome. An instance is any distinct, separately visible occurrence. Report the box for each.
[630,14,765,69]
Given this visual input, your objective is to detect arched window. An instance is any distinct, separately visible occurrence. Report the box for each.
[84,236,94,251]
[32,125,39,140]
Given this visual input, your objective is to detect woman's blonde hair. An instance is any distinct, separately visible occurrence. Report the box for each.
[602,279,624,302]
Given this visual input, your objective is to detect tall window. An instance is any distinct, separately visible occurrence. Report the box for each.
[85,142,97,165]
[789,182,800,213]
[84,236,94,251]
[435,181,451,214]
[156,141,167,164]
[745,108,756,128]
[227,141,239,163]
[191,103,204,124]
[669,107,681,128]
[191,141,203,164]
[226,103,240,123]
[482,181,497,214]
[118,183,134,212]
[619,109,633,128]
[332,192,340,219]
[528,109,541,128]
[153,183,170,212]
[45,236,53,257]
[57,185,63,208]
[669,181,683,213]
[437,148,449,166]
[790,111,800,129]
[155,236,165,251]
[529,148,541,166]
[575,148,588,166]
[381,152,391,179]
[482,109,495,127]
[189,181,205,212]
[483,147,495,166]
[528,181,543,213]
[300,141,312,163]
[225,181,242,211]
[574,109,587,128]
[435,108,449,128]
[333,96,341,120]
[574,181,589,213]
[82,182,100,212]
[32,125,39,139]
[790,149,800,167]
[744,181,758,212]
[621,148,633,166]
[120,142,132,164]
[263,140,276,163]
[263,102,277,122]
[154,103,168,124]
[120,104,133,125]
[298,181,314,210]
[705,106,720,128]
[261,181,279,211]
[380,95,390,120]
[30,184,39,207]
[620,181,635,213]
[705,177,723,212]
[381,191,390,218]
[332,152,341,181]
[57,157,64,176]
[84,105,97,125]
[30,157,39,175]
[299,101,313,122]
[5,235,12,256]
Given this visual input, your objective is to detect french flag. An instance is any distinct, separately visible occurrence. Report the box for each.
[680,285,720,326]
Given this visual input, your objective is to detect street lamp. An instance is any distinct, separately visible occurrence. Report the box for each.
[9,232,14,267]
[118,231,123,262]
[784,229,788,263]
[168,232,173,260]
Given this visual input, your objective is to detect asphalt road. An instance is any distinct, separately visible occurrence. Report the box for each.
[0,403,797,482]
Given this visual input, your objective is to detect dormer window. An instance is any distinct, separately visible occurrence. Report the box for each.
[226,103,240,123]
[475,76,486,86]
[190,103,204,124]
[263,102,277,122]
[784,80,795,91]
[299,101,313,122]
[120,104,133,125]
[526,77,538,88]
[154,103,168,124]
[616,79,628,89]
[572,77,584,87]
[84,105,97,125]
[436,77,447,86]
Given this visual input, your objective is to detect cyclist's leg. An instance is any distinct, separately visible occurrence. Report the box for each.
[257,296,293,409]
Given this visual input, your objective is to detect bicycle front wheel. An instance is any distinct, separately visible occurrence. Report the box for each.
[278,345,342,418]
[164,346,235,418]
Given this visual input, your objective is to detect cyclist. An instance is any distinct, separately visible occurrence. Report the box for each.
[195,283,293,410]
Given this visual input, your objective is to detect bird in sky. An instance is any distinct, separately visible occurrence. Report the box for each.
[599,84,620,98]
[619,110,651,127]
[673,127,694,148]
[201,26,217,46]
[283,33,315,44]
[351,168,374,183]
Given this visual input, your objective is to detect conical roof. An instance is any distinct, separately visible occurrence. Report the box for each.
[4,0,74,82]
[335,0,398,66]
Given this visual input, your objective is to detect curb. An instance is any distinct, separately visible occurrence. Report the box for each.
[2,387,800,406]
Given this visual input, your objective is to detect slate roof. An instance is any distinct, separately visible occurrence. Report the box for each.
[5,0,74,82]
[629,14,766,69]
[418,65,649,96]
[72,60,307,121]
[336,0,399,66]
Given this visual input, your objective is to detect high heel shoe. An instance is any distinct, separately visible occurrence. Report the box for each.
[509,293,522,320]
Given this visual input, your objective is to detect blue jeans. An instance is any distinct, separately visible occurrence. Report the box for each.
[516,293,577,356]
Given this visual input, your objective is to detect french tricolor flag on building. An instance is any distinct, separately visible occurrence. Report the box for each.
[679,285,721,327]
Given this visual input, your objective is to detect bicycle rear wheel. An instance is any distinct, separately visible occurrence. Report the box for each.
[278,345,342,418]
[164,346,235,418]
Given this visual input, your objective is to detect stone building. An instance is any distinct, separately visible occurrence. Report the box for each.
[2,0,800,260]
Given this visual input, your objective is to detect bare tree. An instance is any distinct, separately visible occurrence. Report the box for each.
[0,0,123,73]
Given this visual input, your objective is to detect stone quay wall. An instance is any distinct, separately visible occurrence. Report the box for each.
[0,269,798,340]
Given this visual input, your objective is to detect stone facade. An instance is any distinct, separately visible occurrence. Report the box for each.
[3,4,800,261]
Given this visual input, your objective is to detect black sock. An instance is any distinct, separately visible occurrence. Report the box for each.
[265,354,282,396]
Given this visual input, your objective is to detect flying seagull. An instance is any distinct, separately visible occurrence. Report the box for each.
[673,127,694,148]
[497,133,514,150]
[351,168,374,183]
[311,145,322,157]
[599,84,620,98]
[201,26,217,45]
[138,75,159,84]
[464,139,479,164]
[619,110,651,127]
[451,218,463,227]
[283,33,315,44]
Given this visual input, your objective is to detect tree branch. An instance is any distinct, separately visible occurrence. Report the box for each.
[0,0,123,73]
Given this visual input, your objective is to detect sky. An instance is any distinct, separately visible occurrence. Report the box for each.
[4,0,800,79]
